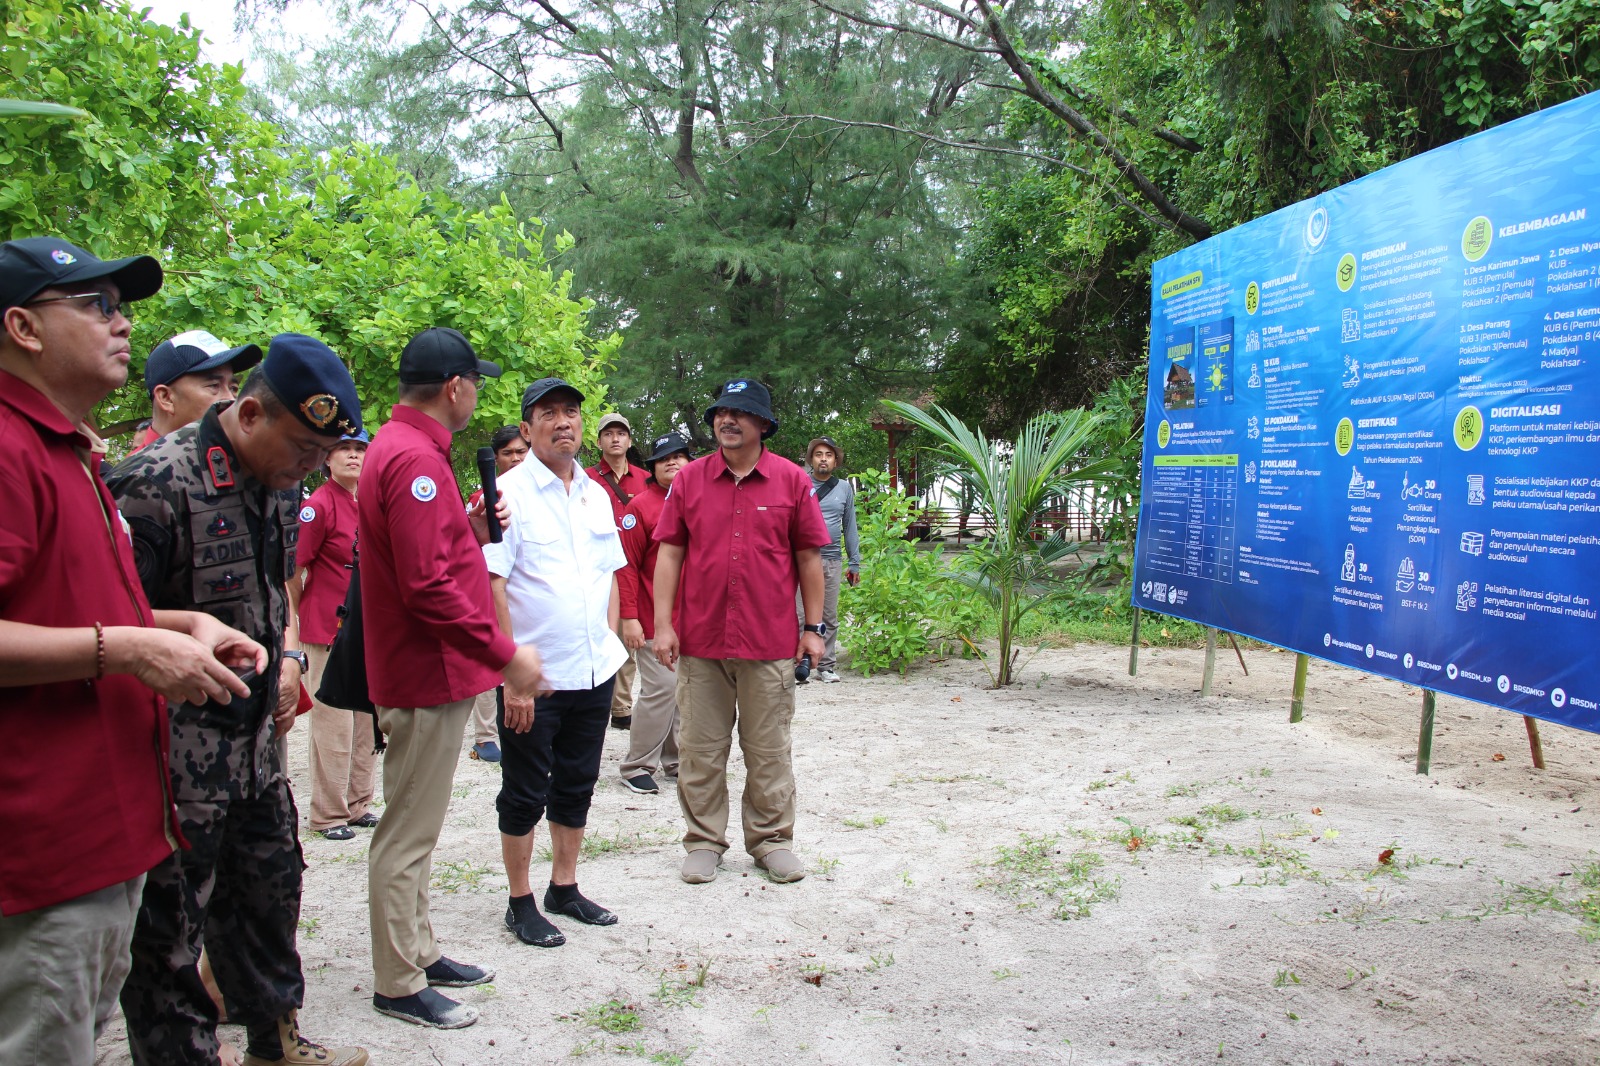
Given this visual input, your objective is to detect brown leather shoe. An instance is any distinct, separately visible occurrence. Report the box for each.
[241,1011,369,1066]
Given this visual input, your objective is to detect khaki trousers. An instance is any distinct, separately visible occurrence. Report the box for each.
[368,698,472,998]
[469,687,500,747]
[0,875,144,1065]
[794,556,843,671]
[675,656,796,859]
[303,642,378,831]
[609,648,637,718]
[619,643,680,780]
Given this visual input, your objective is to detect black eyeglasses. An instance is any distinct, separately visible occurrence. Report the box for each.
[23,291,132,322]
[460,372,484,387]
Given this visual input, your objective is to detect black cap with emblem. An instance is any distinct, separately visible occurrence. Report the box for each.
[0,236,163,312]
[256,333,363,437]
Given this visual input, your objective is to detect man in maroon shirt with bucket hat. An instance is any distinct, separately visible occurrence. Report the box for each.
[360,326,546,1030]
[651,378,831,885]
[0,236,266,1064]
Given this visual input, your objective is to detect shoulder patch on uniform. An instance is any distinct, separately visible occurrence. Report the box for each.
[299,505,316,523]
[621,513,637,530]
[411,475,438,502]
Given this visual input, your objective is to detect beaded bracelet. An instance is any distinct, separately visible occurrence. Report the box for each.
[94,622,106,679]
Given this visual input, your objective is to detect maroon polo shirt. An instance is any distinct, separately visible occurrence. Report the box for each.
[359,405,516,708]
[617,481,680,640]
[0,371,178,914]
[296,478,357,646]
[585,460,649,525]
[654,447,830,661]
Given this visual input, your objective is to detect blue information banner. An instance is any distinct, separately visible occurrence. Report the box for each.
[1132,90,1600,732]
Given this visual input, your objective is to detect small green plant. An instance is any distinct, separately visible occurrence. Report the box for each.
[1200,803,1248,824]
[928,816,950,833]
[574,999,641,1034]
[980,832,1121,920]
[652,973,702,1009]
[1502,861,1600,939]
[1272,969,1300,988]
[898,869,914,887]
[431,859,493,893]
[814,856,841,876]
[1110,816,1150,853]
[866,953,895,971]
[1166,782,1201,798]
[842,814,889,829]
[298,916,320,937]
[1087,770,1136,792]
[992,967,1020,980]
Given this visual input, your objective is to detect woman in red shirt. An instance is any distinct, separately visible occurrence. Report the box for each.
[295,432,375,840]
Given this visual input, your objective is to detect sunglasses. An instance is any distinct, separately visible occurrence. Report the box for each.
[24,291,132,322]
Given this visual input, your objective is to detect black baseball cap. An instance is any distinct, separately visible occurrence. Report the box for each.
[397,327,502,384]
[144,330,263,394]
[521,376,584,416]
[0,236,162,313]
[257,333,364,438]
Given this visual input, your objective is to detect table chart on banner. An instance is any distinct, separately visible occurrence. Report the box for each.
[1143,455,1238,583]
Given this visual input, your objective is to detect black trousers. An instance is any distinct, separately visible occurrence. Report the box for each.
[121,781,305,1066]
[496,678,615,836]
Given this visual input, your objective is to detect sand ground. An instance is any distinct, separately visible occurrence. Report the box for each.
[96,641,1600,1065]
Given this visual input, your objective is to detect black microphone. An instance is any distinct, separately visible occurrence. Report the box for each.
[476,446,502,544]
[795,654,812,683]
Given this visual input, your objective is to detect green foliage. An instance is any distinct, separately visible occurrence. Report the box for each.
[122,145,620,439]
[0,0,618,445]
[979,833,1122,921]
[884,401,1113,686]
[0,0,276,252]
[839,470,978,676]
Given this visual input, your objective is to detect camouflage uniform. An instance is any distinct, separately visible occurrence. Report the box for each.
[107,403,306,1066]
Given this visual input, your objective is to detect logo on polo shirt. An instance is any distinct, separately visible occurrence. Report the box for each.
[621,513,637,530]
[51,249,76,265]
[300,505,316,523]
[411,475,438,502]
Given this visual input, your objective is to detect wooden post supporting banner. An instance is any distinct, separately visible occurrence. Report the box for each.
[1129,607,1142,677]
[1524,716,1546,770]
[1289,653,1309,724]
[1200,627,1218,697]
[1416,689,1437,775]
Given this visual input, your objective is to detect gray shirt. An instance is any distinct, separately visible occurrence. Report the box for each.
[810,475,860,568]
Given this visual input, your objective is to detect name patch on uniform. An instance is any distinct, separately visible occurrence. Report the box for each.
[299,505,316,523]
[411,475,438,502]
[621,513,637,530]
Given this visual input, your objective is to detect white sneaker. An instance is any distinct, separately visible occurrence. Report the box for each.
[816,669,842,683]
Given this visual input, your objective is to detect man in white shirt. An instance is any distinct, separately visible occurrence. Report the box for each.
[483,377,628,949]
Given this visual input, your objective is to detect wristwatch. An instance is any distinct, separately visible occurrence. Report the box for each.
[802,622,829,638]
[284,649,309,672]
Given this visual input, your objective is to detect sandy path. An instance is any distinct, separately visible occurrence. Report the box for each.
[97,642,1600,1065]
